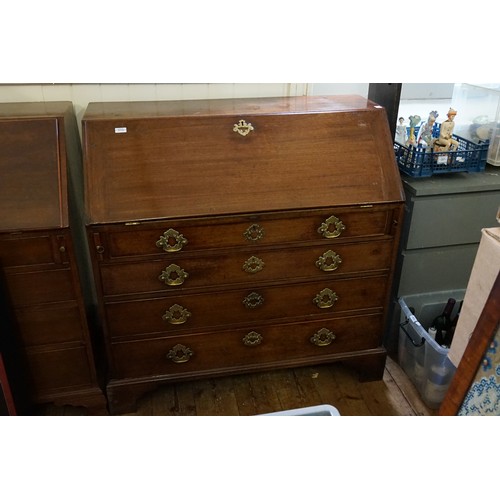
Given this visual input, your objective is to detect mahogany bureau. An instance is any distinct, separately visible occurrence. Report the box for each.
[0,102,107,414]
[82,95,405,414]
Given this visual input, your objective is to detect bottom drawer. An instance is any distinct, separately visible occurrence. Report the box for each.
[110,313,384,379]
[26,346,94,398]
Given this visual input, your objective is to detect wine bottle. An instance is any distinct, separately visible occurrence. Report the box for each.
[444,300,463,347]
[431,298,456,347]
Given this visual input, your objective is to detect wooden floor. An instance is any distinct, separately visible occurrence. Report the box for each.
[35,355,438,416]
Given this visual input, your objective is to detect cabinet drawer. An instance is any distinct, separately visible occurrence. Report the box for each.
[100,239,394,296]
[5,268,76,306]
[27,346,94,397]
[0,234,57,267]
[14,302,86,347]
[94,207,393,258]
[105,274,388,339]
[110,313,384,379]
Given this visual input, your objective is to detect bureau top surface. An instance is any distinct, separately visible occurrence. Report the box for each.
[0,102,73,232]
[83,95,405,224]
[83,95,377,120]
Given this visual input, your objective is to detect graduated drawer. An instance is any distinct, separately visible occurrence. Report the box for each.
[0,234,58,267]
[99,239,394,296]
[14,301,86,347]
[91,206,394,259]
[26,345,95,397]
[109,312,384,379]
[4,268,76,306]
[105,274,388,339]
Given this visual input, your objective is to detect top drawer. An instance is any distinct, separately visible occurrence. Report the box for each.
[91,206,396,260]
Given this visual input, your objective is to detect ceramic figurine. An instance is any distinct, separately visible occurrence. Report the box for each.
[417,110,439,149]
[395,117,407,144]
[434,108,459,151]
[406,115,421,147]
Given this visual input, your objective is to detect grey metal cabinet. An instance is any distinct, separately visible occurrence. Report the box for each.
[387,166,500,352]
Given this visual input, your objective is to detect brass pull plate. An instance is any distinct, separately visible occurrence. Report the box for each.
[159,264,189,286]
[167,344,194,363]
[233,119,254,136]
[162,304,192,325]
[244,223,265,242]
[310,328,336,347]
[156,228,188,252]
[313,288,339,309]
[243,256,265,274]
[315,250,342,272]
[243,292,264,309]
[243,331,263,346]
[318,215,346,239]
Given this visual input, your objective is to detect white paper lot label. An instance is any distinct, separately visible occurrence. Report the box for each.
[115,127,127,134]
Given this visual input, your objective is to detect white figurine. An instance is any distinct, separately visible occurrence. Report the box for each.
[395,117,407,144]
[417,110,439,149]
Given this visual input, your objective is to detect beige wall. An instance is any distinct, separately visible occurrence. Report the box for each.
[0,82,369,125]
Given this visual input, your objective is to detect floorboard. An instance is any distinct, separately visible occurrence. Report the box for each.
[32,359,437,417]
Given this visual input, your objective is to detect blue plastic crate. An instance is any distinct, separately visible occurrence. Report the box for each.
[394,124,489,178]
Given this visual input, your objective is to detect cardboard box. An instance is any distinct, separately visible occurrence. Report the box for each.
[448,227,500,367]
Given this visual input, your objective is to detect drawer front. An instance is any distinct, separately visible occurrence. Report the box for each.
[5,268,76,306]
[110,313,384,379]
[27,346,94,397]
[105,275,388,339]
[99,239,394,296]
[14,302,86,347]
[0,234,57,267]
[94,207,393,259]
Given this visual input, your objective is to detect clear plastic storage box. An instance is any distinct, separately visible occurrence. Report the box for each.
[398,290,465,409]
[451,83,500,166]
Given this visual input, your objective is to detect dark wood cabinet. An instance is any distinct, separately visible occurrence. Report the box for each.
[0,102,107,414]
[82,95,405,414]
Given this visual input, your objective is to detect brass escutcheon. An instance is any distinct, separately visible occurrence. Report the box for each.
[166,344,194,363]
[243,292,264,309]
[315,250,342,272]
[313,288,339,309]
[233,119,254,136]
[159,264,189,286]
[243,256,265,274]
[310,328,336,347]
[242,331,263,346]
[317,215,346,239]
[162,304,192,325]
[243,223,265,242]
[156,228,188,252]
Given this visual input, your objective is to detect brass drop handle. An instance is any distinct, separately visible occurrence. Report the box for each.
[313,288,339,309]
[167,344,194,363]
[243,256,265,274]
[242,331,263,346]
[244,223,265,242]
[159,264,189,286]
[233,119,254,136]
[156,228,188,252]
[315,250,342,272]
[317,215,346,239]
[243,292,264,309]
[162,304,192,325]
[310,328,336,347]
